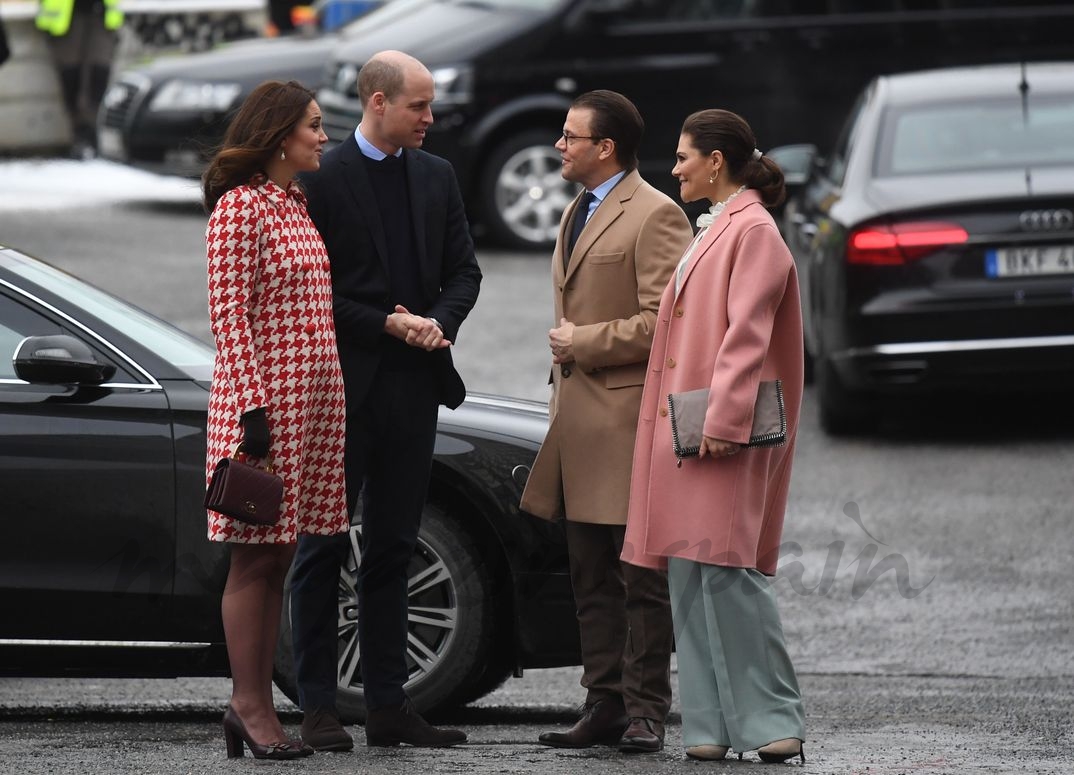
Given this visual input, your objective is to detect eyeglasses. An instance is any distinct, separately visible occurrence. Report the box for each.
[560,131,602,144]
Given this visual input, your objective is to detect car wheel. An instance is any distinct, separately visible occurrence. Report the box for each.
[480,129,577,250]
[274,502,498,723]
[816,355,873,435]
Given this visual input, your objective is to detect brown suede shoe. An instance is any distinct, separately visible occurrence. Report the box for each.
[300,708,353,752]
[364,699,467,747]
[618,717,664,753]
[538,697,629,748]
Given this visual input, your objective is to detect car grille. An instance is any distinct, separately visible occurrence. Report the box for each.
[318,88,363,145]
[101,77,149,130]
[319,62,364,144]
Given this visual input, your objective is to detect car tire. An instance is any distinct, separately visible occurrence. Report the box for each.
[274,502,498,723]
[479,129,577,250]
[816,355,873,435]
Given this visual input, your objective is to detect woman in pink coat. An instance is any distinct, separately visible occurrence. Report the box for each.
[202,81,349,760]
[622,110,806,763]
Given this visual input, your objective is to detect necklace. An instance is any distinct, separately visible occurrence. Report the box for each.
[695,184,748,229]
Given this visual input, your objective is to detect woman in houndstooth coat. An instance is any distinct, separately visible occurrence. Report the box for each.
[202,80,347,759]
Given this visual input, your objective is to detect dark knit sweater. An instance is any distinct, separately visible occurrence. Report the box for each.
[363,152,427,370]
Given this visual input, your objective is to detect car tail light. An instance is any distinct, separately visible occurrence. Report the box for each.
[847,221,969,265]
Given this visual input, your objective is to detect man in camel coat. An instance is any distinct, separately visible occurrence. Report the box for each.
[520,89,693,754]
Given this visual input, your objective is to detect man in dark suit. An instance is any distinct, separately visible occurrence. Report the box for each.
[290,50,481,752]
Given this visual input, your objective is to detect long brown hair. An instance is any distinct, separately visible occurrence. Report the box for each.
[681,109,786,208]
[201,80,315,211]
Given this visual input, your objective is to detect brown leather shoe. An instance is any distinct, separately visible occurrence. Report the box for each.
[618,717,664,753]
[300,708,353,752]
[538,697,629,748]
[365,698,467,747]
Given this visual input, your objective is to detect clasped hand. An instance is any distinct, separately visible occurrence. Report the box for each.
[386,304,452,351]
[549,317,575,364]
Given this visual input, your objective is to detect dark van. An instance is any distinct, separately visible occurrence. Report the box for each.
[317,0,1074,248]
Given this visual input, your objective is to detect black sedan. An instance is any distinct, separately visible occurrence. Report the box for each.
[0,245,577,722]
[773,62,1074,434]
[95,0,400,177]
[97,34,335,178]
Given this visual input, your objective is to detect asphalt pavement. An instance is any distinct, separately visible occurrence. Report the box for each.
[1,159,1073,774]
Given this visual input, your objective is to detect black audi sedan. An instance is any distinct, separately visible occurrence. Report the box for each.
[0,245,576,721]
[774,62,1074,434]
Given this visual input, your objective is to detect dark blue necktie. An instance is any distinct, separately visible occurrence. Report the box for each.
[566,191,596,263]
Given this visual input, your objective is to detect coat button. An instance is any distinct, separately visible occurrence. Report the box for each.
[303,261,313,271]
[561,365,572,378]
[674,307,684,317]
[304,323,316,335]
[667,357,676,368]
[659,407,668,417]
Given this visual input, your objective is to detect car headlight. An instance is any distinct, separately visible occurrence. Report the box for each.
[431,65,473,109]
[149,80,243,113]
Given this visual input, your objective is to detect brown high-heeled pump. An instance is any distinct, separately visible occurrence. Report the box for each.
[222,706,313,760]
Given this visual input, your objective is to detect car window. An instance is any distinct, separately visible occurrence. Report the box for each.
[825,88,869,186]
[0,291,138,382]
[341,0,557,32]
[614,0,816,21]
[617,0,1073,21]
[1,257,214,382]
[877,95,1074,176]
[0,295,60,379]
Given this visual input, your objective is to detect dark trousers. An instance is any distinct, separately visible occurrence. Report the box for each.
[291,367,440,713]
[565,521,674,721]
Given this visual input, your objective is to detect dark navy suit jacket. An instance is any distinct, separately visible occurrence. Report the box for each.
[301,134,481,409]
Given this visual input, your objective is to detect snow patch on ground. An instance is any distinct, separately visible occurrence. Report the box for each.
[0,159,202,211]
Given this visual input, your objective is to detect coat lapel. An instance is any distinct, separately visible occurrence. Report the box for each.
[403,149,429,273]
[676,189,763,295]
[553,191,580,284]
[339,135,391,276]
[563,170,640,283]
[676,219,729,296]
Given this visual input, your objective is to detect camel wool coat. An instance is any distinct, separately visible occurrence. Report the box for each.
[520,170,693,524]
[622,190,804,574]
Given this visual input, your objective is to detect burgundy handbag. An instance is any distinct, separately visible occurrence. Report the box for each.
[204,446,284,525]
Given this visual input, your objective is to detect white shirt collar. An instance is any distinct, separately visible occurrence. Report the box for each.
[588,170,626,205]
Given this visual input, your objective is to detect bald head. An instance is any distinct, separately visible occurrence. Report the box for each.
[358,50,430,106]
[357,50,435,155]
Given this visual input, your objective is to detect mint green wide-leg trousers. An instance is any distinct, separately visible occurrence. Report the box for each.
[667,558,805,752]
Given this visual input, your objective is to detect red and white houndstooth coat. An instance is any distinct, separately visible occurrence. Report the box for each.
[205,180,349,543]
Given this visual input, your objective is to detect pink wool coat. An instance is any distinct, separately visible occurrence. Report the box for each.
[622,190,804,575]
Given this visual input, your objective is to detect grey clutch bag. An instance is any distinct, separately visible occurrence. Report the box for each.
[668,379,786,462]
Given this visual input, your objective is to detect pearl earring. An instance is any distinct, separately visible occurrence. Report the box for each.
[280,149,286,161]
[709,168,719,185]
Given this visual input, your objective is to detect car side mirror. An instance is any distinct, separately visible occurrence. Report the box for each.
[767,144,818,187]
[13,334,117,385]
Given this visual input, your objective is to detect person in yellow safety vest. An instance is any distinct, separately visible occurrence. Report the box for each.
[36,0,124,156]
